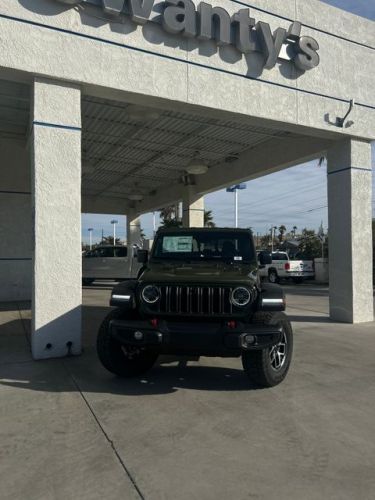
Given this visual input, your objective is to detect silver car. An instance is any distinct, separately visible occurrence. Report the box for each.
[82,245,140,285]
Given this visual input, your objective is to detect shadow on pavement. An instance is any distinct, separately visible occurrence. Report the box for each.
[0,304,259,394]
[288,315,332,323]
[0,355,261,395]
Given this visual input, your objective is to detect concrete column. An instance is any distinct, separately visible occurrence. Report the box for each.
[327,139,374,323]
[182,188,204,227]
[126,214,142,247]
[126,214,142,275]
[31,78,82,359]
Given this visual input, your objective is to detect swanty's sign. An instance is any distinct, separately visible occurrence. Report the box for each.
[56,0,320,71]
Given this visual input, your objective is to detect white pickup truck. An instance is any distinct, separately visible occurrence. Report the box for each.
[258,251,314,284]
[82,245,141,285]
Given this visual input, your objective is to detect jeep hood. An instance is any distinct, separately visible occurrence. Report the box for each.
[140,261,258,285]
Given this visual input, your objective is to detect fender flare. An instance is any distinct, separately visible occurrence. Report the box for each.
[257,283,285,311]
[110,280,137,308]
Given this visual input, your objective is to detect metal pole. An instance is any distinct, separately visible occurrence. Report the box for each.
[153,211,156,235]
[235,189,238,228]
[273,226,277,252]
[111,219,118,246]
[88,228,93,250]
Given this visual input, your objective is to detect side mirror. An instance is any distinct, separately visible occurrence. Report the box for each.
[137,249,148,264]
[259,252,272,266]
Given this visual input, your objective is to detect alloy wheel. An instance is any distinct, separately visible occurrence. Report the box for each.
[269,330,288,371]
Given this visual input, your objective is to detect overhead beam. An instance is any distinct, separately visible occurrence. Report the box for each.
[195,135,334,195]
[82,194,132,214]
[135,135,334,214]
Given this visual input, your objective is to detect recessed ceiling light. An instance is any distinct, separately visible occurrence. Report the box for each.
[186,161,209,175]
[128,194,144,201]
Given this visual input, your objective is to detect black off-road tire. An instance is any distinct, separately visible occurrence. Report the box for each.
[268,269,280,284]
[97,309,158,377]
[242,311,293,388]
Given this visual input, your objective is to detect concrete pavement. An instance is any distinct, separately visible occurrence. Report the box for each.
[1,284,375,500]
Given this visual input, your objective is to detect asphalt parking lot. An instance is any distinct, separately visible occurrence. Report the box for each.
[1,284,375,500]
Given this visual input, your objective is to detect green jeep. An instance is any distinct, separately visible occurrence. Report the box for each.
[97,227,293,387]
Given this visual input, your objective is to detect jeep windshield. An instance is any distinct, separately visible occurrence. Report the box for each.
[152,230,255,263]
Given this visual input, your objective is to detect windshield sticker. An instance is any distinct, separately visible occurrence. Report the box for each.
[163,236,193,253]
[234,256,242,261]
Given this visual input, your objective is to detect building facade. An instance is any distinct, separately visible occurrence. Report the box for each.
[0,0,374,359]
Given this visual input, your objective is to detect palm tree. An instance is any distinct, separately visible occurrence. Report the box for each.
[278,225,286,243]
[204,210,215,227]
[159,205,181,228]
[159,205,178,222]
[102,236,121,245]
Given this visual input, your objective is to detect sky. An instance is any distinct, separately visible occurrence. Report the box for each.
[82,0,375,244]
[321,0,375,20]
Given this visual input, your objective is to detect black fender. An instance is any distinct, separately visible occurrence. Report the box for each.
[257,283,285,311]
[137,265,147,280]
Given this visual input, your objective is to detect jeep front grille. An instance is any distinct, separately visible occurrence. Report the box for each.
[158,285,234,315]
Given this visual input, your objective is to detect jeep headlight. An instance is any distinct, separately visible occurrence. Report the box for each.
[230,287,251,307]
[141,285,160,304]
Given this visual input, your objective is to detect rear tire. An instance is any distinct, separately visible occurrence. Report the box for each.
[242,311,293,388]
[268,269,280,284]
[97,309,158,377]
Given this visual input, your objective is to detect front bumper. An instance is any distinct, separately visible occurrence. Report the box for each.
[109,318,282,356]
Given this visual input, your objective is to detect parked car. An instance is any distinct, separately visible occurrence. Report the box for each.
[82,245,141,285]
[258,250,314,284]
[96,227,293,388]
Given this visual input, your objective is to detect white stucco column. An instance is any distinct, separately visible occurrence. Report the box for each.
[126,213,142,276]
[126,214,142,247]
[31,78,82,359]
[327,139,374,323]
[182,188,205,227]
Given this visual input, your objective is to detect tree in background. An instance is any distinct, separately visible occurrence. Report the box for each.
[160,205,178,222]
[159,205,215,229]
[259,234,271,250]
[159,205,182,228]
[278,225,286,243]
[298,229,329,259]
[102,236,121,245]
[204,210,216,228]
